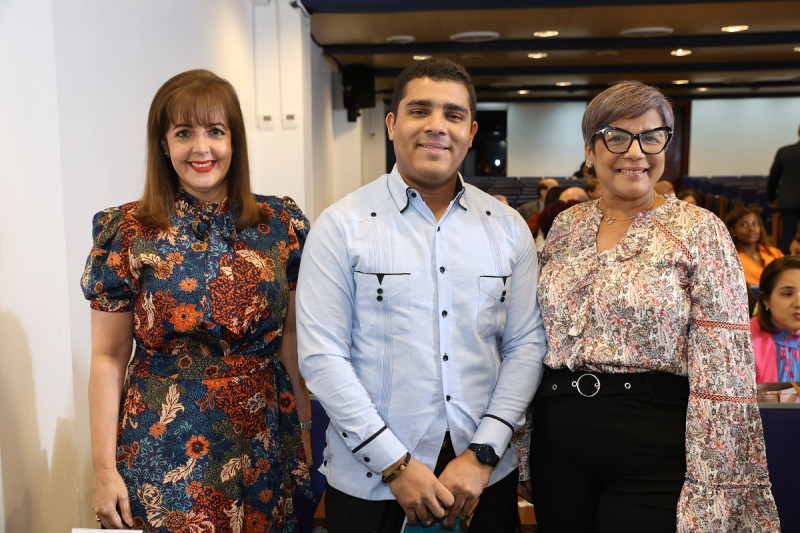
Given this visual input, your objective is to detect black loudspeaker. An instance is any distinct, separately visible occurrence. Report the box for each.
[342,65,375,122]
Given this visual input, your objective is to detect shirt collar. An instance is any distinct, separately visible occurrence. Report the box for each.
[386,164,468,213]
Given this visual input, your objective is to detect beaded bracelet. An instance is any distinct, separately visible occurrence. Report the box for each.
[381,452,412,484]
[299,421,312,431]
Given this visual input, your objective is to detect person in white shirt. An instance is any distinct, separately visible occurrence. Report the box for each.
[296,58,546,533]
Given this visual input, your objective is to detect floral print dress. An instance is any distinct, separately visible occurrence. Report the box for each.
[537,195,780,532]
[81,191,311,533]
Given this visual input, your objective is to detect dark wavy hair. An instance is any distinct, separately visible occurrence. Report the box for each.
[137,69,267,230]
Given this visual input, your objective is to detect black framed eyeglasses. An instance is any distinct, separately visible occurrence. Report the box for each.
[594,125,673,155]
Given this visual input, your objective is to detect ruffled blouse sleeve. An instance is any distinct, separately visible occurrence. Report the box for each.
[281,196,310,290]
[678,213,780,531]
[80,205,138,312]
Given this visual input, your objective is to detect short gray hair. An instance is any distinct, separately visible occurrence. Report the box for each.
[582,81,674,149]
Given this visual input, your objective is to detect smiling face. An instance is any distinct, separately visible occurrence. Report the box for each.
[766,269,800,333]
[165,118,232,203]
[585,108,666,204]
[385,77,478,194]
[732,212,762,246]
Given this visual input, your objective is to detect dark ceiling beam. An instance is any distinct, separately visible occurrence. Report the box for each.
[301,0,752,14]
[322,32,800,55]
[372,61,800,77]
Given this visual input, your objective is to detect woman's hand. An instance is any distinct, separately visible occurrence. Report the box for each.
[93,467,133,529]
[301,429,313,468]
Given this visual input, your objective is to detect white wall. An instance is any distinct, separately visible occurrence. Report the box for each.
[689,97,800,176]
[506,101,587,177]
[0,0,79,530]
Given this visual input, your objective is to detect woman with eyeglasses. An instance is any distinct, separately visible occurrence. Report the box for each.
[531,81,779,532]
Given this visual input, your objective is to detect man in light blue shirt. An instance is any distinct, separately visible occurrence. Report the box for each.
[297,58,546,532]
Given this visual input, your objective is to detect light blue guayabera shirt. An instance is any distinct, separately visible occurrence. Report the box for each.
[296,166,547,500]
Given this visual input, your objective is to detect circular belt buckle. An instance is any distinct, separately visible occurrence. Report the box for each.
[575,373,601,398]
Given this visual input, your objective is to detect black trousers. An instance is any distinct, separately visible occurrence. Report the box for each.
[325,433,519,533]
[530,368,689,533]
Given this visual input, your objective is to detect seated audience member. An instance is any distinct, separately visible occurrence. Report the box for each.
[558,186,589,203]
[751,256,800,383]
[676,189,699,205]
[790,233,800,256]
[492,194,509,205]
[725,207,783,286]
[543,186,566,207]
[571,160,596,179]
[583,177,602,200]
[518,178,559,220]
[654,179,675,196]
[528,200,582,255]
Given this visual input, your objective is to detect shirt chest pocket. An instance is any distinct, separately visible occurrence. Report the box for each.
[354,271,411,335]
[477,275,511,337]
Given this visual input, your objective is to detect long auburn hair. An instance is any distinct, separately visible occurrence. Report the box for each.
[137,69,266,229]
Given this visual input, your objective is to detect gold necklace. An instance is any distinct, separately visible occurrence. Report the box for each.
[600,192,657,225]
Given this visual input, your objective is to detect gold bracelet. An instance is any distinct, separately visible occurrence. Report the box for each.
[381,452,411,484]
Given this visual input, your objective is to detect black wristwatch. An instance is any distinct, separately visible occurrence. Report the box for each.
[468,443,499,467]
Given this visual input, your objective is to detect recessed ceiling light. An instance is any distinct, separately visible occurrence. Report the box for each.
[697,87,709,92]
[518,89,530,95]
[386,35,415,44]
[670,49,693,57]
[620,26,673,38]
[449,31,500,43]
[533,30,559,38]
[527,52,548,59]
[461,54,483,61]
[794,46,800,53]
[555,81,572,87]
[595,50,619,57]
[413,55,431,61]
[721,25,749,33]
[672,79,690,85]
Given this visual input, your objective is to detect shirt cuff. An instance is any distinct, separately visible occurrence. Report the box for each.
[345,425,408,473]
[472,414,515,459]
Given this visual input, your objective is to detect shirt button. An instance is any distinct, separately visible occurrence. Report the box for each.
[364,457,370,462]
[377,288,383,294]
[437,226,440,232]
[443,354,449,361]
[500,297,505,302]
[441,310,448,317]
[439,266,445,273]
[323,460,327,466]
[411,192,417,198]
[377,296,383,301]
[502,290,507,296]
[342,432,348,438]
[366,472,373,478]
[446,395,451,401]
[371,212,376,217]
[486,210,491,216]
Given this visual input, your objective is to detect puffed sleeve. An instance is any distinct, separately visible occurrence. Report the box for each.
[80,206,137,312]
[678,213,780,531]
[281,196,310,290]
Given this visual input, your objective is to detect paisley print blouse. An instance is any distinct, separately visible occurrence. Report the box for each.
[538,195,780,531]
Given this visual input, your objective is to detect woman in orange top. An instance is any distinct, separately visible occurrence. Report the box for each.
[725,207,783,286]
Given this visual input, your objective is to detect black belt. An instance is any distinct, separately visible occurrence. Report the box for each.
[536,367,689,399]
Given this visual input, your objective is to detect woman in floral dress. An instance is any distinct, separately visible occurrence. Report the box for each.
[531,81,780,532]
[82,69,311,532]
